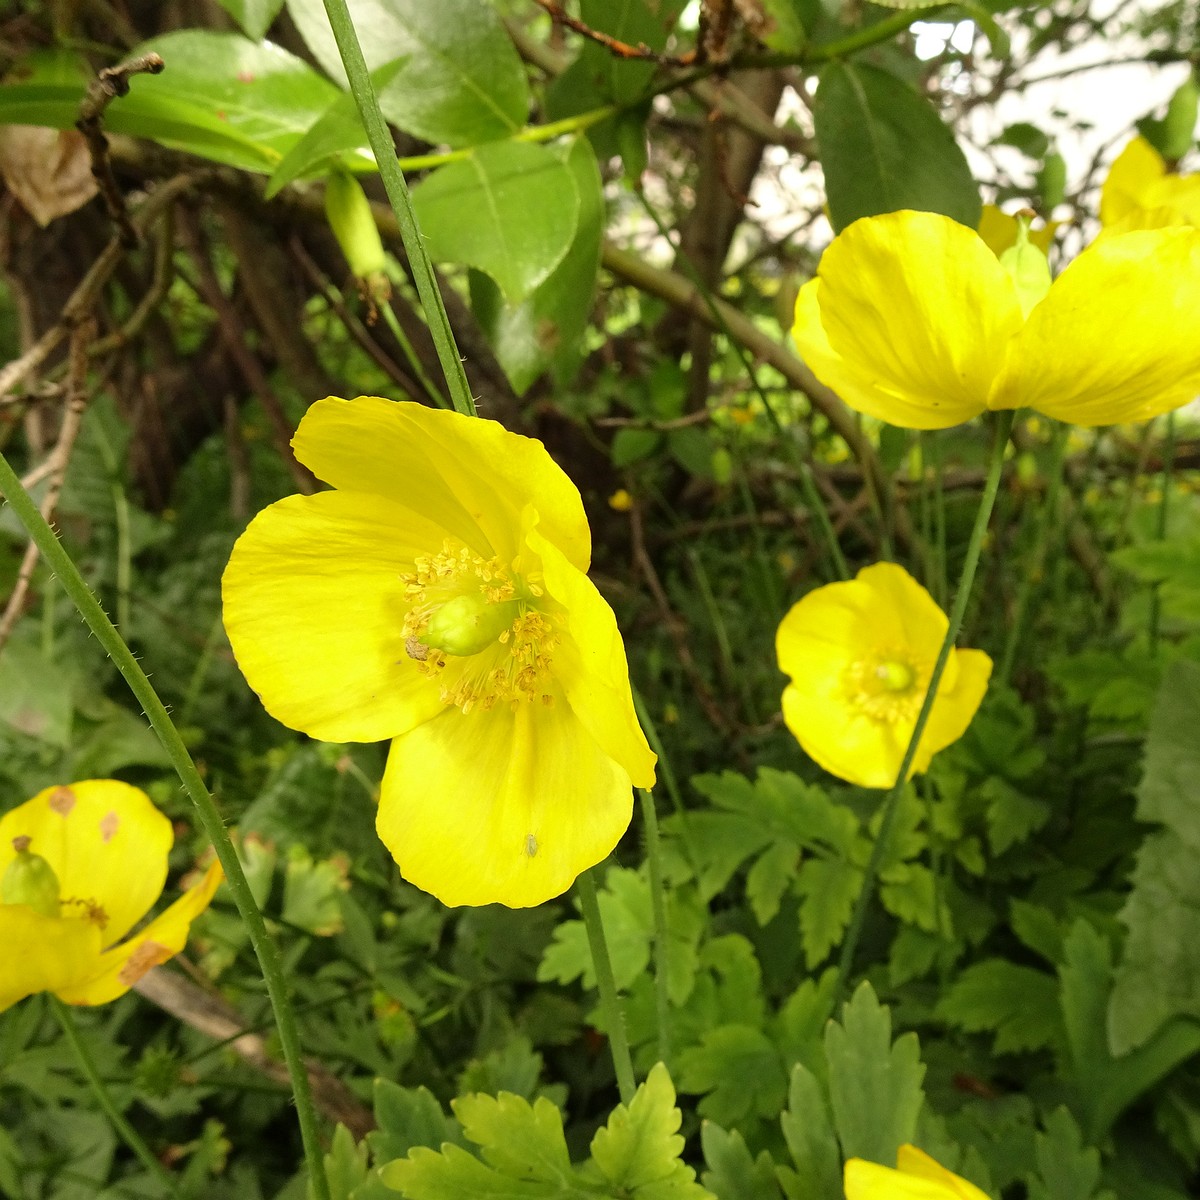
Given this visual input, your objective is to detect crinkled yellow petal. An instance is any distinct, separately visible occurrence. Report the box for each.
[1100,137,1166,227]
[291,396,592,570]
[0,781,169,946]
[56,860,223,1006]
[991,228,1200,424]
[795,211,1019,430]
[376,700,634,908]
[528,526,656,789]
[845,1149,991,1200]
[0,907,102,1013]
[857,563,949,660]
[222,490,449,743]
[896,1146,992,1197]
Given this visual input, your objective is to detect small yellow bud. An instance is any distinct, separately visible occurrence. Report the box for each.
[2,836,61,918]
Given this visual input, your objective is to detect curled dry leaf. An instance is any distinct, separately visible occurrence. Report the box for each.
[0,125,98,226]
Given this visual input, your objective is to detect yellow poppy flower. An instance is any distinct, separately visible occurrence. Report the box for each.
[1100,136,1200,230]
[775,562,991,789]
[791,208,1200,429]
[221,396,656,909]
[845,1144,992,1200]
[0,780,223,1013]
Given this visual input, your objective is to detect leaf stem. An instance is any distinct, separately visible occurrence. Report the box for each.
[1148,410,1176,655]
[320,0,475,417]
[833,409,1015,1006]
[50,996,181,1197]
[577,868,637,1104]
[0,450,331,1200]
[638,788,671,1065]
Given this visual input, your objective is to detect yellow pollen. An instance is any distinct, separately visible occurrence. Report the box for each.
[399,541,559,713]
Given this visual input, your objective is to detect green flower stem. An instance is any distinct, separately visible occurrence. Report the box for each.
[0,451,331,1200]
[50,997,181,1197]
[1149,411,1177,655]
[833,409,1016,1007]
[638,788,671,1065]
[577,868,637,1105]
[998,422,1069,687]
[320,0,475,418]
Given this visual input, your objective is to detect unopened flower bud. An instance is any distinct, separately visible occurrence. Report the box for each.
[2,836,61,918]
[324,170,387,281]
[1163,76,1199,162]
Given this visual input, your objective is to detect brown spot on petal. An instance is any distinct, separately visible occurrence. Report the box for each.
[117,941,173,986]
[99,811,119,842]
[48,786,76,816]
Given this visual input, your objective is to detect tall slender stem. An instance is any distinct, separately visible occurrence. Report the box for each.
[833,410,1016,1006]
[638,788,671,1065]
[0,451,331,1200]
[50,997,181,1197]
[576,868,637,1104]
[320,0,475,417]
[1148,411,1177,656]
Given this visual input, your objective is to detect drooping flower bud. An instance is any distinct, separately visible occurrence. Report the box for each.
[2,836,61,918]
[324,170,388,282]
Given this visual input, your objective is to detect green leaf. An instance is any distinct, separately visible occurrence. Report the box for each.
[590,1063,711,1197]
[324,1124,370,1200]
[778,1065,841,1200]
[281,845,347,936]
[215,0,284,38]
[795,857,862,967]
[1025,1108,1110,1200]
[700,1123,782,1200]
[746,842,799,926]
[368,1080,463,1165]
[936,959,1061,1054]
[982,779,1051,855]
[611,428,665,469]
[286,0,529,147]
[412,142,579,303]
[758,0,815,52]
[473,137,604,394]
[1061,919,1200,1142]
[813,61,981,233]
[676,1025,788,1127]
[825,982,925,1164]
[0,642,74,747]
[879,862,942,933]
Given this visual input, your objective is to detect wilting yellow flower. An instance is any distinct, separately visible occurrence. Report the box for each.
[1100,137,1200,230]
[0,780,222,1013]
[792,209,1200,429]
[222,396,655,908]
[775,563,991,789]
[977,204,1058,258]
[845,1144,992,1200]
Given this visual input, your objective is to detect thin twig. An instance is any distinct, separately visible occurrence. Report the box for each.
[531,0,686,65]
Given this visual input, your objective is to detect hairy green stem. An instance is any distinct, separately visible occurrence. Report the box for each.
[0,451,331,1200]
[50,997,181,1197]
[320,0,475,417]
[577,868,637,1104]
[638,788,671,1065]
[834,410,1015,1006]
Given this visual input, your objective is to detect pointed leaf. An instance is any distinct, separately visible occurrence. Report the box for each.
[700,1123,783,1200]
[778,1064,841,1200]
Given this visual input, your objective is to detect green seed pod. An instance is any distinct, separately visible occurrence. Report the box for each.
[1163,75,1199,162]
[324,170,387,281]
[2,836,61,918]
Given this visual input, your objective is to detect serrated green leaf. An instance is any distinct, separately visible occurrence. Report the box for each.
[746,842,799,926]
[368,1080,463,1165]
[0,641,74,746]
[677,1025,787,1127]
[814,62,980,232]
[936,959,1061,1054]
[215,0,284,38]
[825,982,925,1164]
[1131,659,1200,845]
[286,0,529,147]
[1026,1108,1109,1200]
[281,844,347,936]
[879,862,942,933]
[700,1123,782,1200]
[795,857,862,968]
[412,142,579,303]
[778,1065,841,1200]
[324,1124,369,1200]
[982,779,1051,855]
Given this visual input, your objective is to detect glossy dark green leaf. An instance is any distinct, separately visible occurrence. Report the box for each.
[412,141,579,303]
[813,61,981,232]
[214,0,285,39]
[286,0,529,148]
[470,138,604,394]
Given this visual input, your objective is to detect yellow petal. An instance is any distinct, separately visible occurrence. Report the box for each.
[376,700,634,907]
[991,228,1200,424]
[845,1149,991,1200]
[291,396,592,570]
[857,563,949,658]
[920,648,992,761]
[0,781,170,946]
[897,1146,993,1199]
[528,525,656,789]
[56,859,223,1006]
[0,907,102,1013]
[1100,137,1166,227]
[222,490,449,742]
[795,211,1019,430]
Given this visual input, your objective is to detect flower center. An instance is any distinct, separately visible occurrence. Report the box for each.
[845,650,927,723]
[400,541,559,713]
